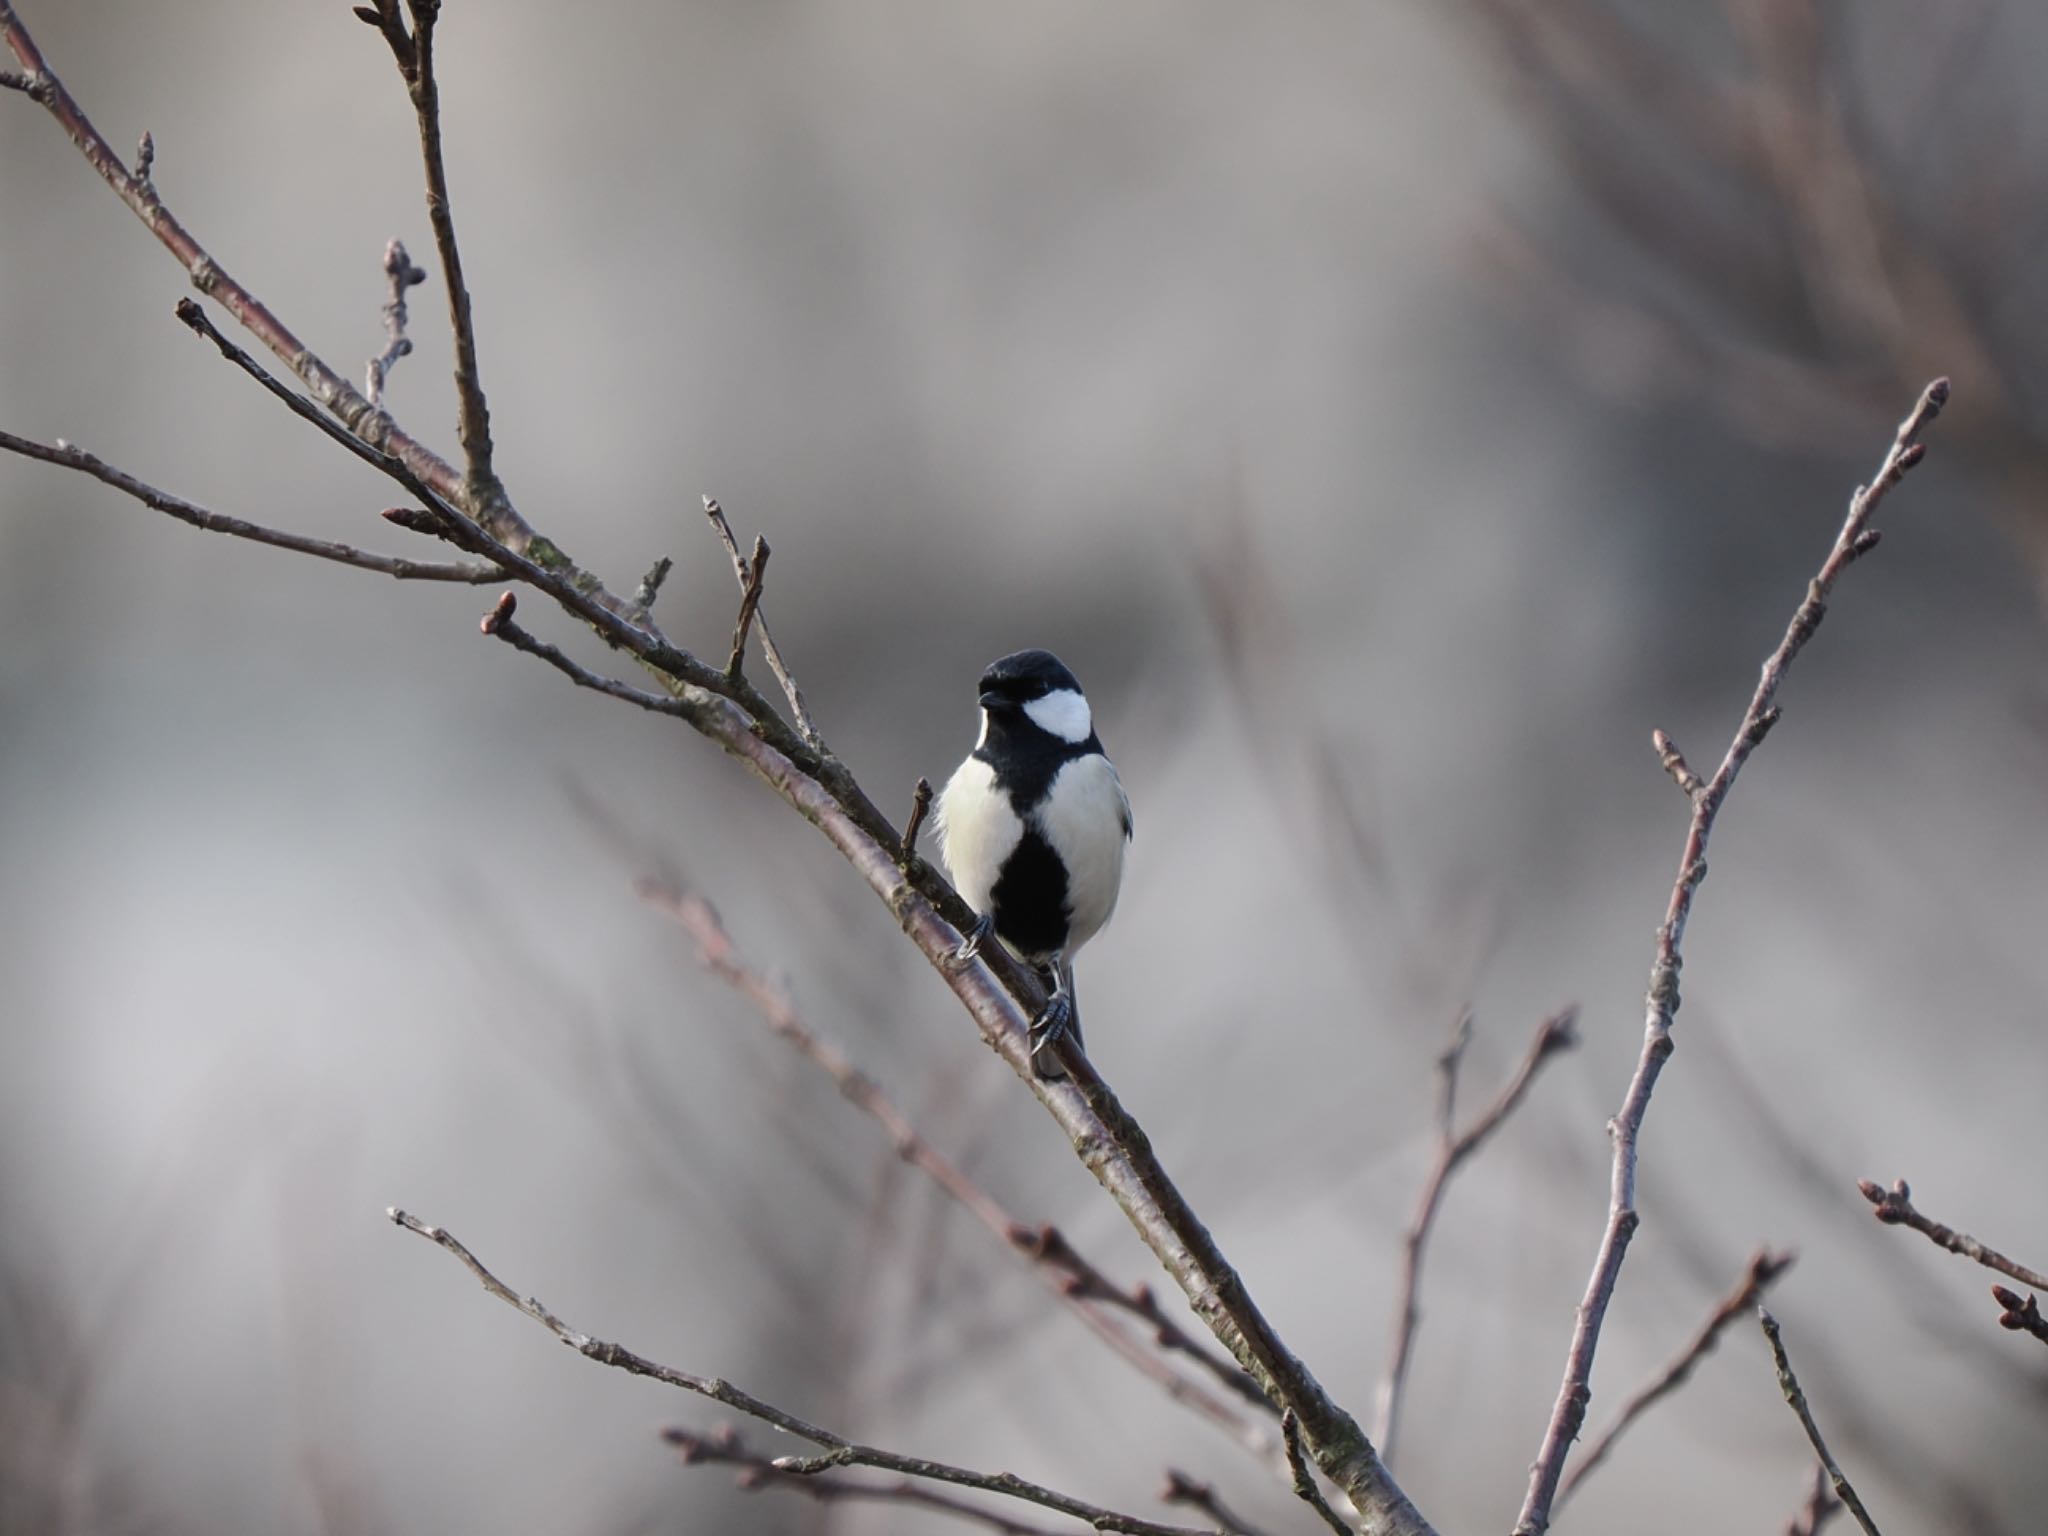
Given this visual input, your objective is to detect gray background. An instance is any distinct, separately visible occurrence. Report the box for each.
[2,3,2044,1533]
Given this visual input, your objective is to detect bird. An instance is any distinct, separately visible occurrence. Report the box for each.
[935,648,1131,1079]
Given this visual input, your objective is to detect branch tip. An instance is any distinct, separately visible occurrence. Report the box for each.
[899,777,934,866]
[481,591,517,635]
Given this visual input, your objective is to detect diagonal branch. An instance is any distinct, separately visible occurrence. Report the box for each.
[1374,1008,1579,1463]
[1556,1247,1794,1507]
[387,1209,1229,1536]
[1513,377,1949,1536]
[1159,1468,1274,1536]
[1757,1308,1883,1536]
[663,1425,1073,1536]
[480,593,701,720]
[641,883,1275,1454]
[1858,1178,2048,1290]
[0,428,500,583]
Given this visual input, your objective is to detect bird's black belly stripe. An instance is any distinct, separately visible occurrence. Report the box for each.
[990,826,1070,961]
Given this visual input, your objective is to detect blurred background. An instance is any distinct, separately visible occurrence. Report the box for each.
[2,2,2045,1532]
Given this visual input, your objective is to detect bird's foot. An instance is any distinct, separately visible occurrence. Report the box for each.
[950,912,994,968]
[1028,992,1074,1080]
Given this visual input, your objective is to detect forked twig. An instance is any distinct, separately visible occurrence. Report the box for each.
[663,1425,1070,1536]
[1513,380,1948,1536]
[1374,1008,1578,1462]
[703,495,819,744]
[1557,1247,1794,1506]
[1281,1411,1350,1536]
[385,1207,1222,1536]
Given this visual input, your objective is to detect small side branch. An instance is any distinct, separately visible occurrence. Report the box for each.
[1281,1411,1351,1536]
[1990,1287,2048,1346]
[1513,379,1948,1536]
[1757,1309,1882,1536]
[0,428,499,583]
[387,1209,1224,1536]
[1159,1469,1273,1536]
[899,777,934,867]
[366,237,428,405]
[639,883,1273,1451]
[663,1426,1070,1536]
[1557,1247,1794,1507]
[726,535,769,677]
[481,593,699,721]
[1784,1463,1842,1536]
[1375,1008,1578,1462]
[371,0,508,528]
[1858,1178,2048,1290]
[704,496,820,745]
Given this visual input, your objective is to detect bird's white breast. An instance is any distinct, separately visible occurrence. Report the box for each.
[935,754,1022,915]
[1035,753,1129,955]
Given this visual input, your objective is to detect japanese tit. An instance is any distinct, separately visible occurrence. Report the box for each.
[936,649,1131,1079]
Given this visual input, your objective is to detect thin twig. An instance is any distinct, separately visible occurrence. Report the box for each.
[704,495,820,745]
[379,0,508,531]
[1374,1008,1578,1463]
[664,1425,1071,1536]
[1280,1411,1351,1536]
[385,1209,1221,1536]
[726,535,769,678]
[633,555,673,615]
[366,237,427,406]
[900,777,934,867]
[1857,1178,2048,1290]
[1757,1308,1882,1536]
[1159,1468,1272,1536]
[639,882,1276,1453]
[0,428,500,583]
[480,593,697,720]
[1784,1462,1843,1536]
[1557,1247,1794,1507]
[1651,728,1704,799]
[1513,378,1948,1536]
[1989,1287,2048,1346]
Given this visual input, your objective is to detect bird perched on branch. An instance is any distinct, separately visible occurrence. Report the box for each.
[936,649,1131,1079]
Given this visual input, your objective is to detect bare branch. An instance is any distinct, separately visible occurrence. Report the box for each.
[1858,1178,2048,1290]
[0,428,500,583]
[632,554,673,615]
[1990,1287,2048,1347]
[375,0,507,529]
[366,237,428,406]
[726,535,770,678]
[385,1205,1229,1536]
[1281,1411,1350,1536]
[1784,1462,1843,1536]
[1650,728,1704,800]
[664,1425,1072,1536]
[1757,1309,1883,1536]
[480,593,699,721]
[899,777,934,867]
[1557,1247,1794,1507]
[1159,1468,1273,1536]
[1513,377,1949,1536]
[1374,1008,1578,1462]
[704,495,820,745]
[640,883,1276,1456]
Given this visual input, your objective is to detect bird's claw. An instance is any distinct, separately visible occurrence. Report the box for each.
[1029,992,1074,1079]
[950,912,994,968]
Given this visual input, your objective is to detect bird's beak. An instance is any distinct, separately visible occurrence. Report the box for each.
[978,690,1008,712]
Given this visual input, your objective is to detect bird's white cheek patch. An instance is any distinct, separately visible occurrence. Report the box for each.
[1024,688,1092,743]
[935,756,1022,915]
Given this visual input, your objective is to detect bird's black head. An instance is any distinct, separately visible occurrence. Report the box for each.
[977,649,1082,711]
